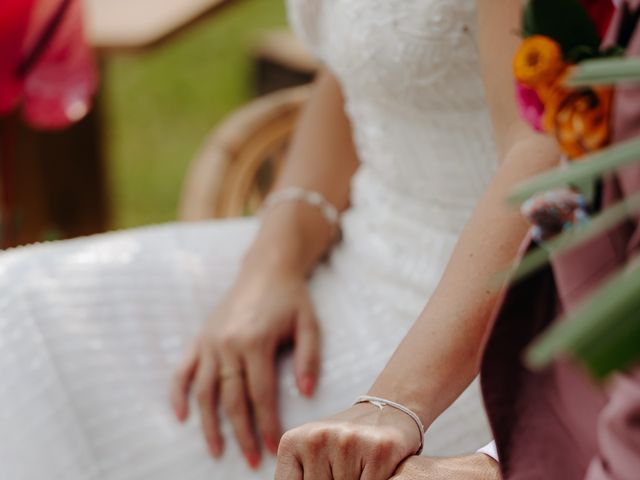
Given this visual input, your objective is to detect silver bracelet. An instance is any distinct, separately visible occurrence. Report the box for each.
[354,395,425,455]
[262,187,340,229]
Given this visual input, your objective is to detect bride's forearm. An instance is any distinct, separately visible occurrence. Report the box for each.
[367,0,560,426]
[242,68,359,277]
[368,135,559,427]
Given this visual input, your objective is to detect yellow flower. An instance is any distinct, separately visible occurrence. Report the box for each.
[513,35,566,87]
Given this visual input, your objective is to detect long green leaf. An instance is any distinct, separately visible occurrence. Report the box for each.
[509,138,640,205]
[526,259,640,377]
[567,57,640,86]
[507,191,640,284]
[574,312,640,378]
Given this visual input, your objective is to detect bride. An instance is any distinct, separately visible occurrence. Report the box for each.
[0,0,508,478]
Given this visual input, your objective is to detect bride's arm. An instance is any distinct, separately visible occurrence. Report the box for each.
[274,1,561,479]
[366,0,561,422]
[368,0,560,425]
[171,67,359,467]
[248,67,359,274]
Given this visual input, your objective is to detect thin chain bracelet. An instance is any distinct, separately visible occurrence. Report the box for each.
[354,395,426,455]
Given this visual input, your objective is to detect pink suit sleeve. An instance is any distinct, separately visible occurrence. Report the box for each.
[586,369,640,480]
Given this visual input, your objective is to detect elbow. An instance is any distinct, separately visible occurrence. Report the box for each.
[497,131,561,178]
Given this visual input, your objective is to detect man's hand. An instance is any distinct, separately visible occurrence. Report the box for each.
[390,454,501,480]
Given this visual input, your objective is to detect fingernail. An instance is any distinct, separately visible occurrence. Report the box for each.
[264,434,279,455]
[208,438,222,458]
[245,451,261,470]
[173,404,185,422]
[299,374,315,397]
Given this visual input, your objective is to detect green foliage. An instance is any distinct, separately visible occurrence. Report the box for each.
[527,259,640,379]
[509,56,640,377]
[568,56,640,86]
[522,0,600,57]
[509,137,640,205]
[104,0,286,228]
[507,191,640,285]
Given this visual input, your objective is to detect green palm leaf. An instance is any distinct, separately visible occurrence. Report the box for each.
[526,259,640,378]
[509,137,640,205]
[507,191,640,284]
[511,7,640,382]
[567,57,640,86]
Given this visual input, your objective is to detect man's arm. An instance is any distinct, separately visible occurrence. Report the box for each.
[390,454,501,480]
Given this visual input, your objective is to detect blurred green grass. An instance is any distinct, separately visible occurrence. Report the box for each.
[103,0,286,228]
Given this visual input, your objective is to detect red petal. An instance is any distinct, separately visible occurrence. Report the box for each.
[578,0,616,39]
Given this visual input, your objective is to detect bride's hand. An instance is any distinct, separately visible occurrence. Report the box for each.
[170,263,320,469]
[274,403,422,480]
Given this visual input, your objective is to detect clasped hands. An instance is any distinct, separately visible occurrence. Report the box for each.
[274,402,500,480]
[168,262,499,479]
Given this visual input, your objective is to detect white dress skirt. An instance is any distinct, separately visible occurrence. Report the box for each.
[0,0,499,478]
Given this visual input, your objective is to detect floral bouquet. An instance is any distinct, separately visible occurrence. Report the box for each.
[513,0,616,158]
[506,0,640,379]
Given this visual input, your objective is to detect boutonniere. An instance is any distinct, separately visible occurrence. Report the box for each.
[514,0,619,161]
[504,0,640,380]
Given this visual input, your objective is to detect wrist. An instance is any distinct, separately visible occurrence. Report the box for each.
[241,240,307,279]
[366,381,437,430]
[465,453,501,480]
[353,396,424,454]
[243,201,336,275]
[350,402,424,456]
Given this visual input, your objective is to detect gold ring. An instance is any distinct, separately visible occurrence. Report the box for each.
[218,367,243,380]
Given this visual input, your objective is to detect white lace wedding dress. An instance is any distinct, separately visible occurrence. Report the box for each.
[0,0,498,478]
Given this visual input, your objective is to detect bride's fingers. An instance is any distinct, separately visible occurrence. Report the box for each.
[218,360,261,469]
[294,302,321,397]
[170,340,200,421]
[244,346,281,455]
[274,450,303,480]
[194,355,223,458]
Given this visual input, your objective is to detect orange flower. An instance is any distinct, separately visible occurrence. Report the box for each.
[544,84,612,159]
[513,35,566,87]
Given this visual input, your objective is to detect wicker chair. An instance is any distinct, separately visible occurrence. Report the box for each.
[253,29,319,95]
[179,85,311,220]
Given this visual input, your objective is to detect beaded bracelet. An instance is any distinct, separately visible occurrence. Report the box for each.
[262,187,340,233]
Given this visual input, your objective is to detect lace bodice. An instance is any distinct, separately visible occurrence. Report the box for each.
[287,0,497,235]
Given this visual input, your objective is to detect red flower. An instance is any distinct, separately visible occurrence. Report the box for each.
[0,0,36,114]
[578,0,616,39]
[0,0,98,130]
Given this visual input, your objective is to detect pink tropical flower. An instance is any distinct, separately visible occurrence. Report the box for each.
[0,0,36,114]
[515,81,545,133]
[0,0,98,130]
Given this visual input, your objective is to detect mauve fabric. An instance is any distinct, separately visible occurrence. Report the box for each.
[481,2,640,479]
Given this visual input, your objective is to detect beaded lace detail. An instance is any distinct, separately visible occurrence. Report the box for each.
[288,0,497,296]
[288,0,496,220]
